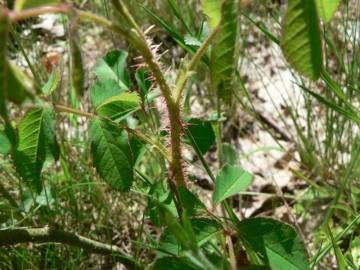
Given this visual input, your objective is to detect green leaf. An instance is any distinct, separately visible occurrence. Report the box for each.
[191,218,222,246]
[42,67,60,96]
[213,165,253,204]
[184,118,215,155]
[90,50,131,108]
[181,211,198,252]
[96,92,140,121]
[0,9,9,120]
[94,50,130,90]
[158,218,221,257]
[158,230,181,257]
[210,0,238,101]
[152,257,200,270]
[90,118,133,191]
[156,203,193,250]
[315,0,341,22]
[90,79,124,108]
[143,7,199,62]
[244,267,271,270]
[15,0,60,11]
[184,34,202,47]
[178,187,206,216]
[70,19,85,97]
[237,218,310,270]
[6,63,33,104]
[135,67,152,98]
[202,0,222,31]
[299,85,360,125]
[147,181,177,227]
[326,225,347,270]
[222,142,238,166]
[15,107,59,192]
[0,130,11,156]
[281,0,323,80]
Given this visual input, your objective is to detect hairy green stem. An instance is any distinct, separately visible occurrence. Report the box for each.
[0,226,141,269]
[7,1,187,198]
[111,1,187,187]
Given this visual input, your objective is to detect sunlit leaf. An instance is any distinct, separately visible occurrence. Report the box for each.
[90,50,132,108]
[96,92,140,121]
[213,165,253,204]
[202,0,222,31]
[316,0,341,22]
[94,50,130,90]
[90,79,124,107]
[281,0,323,80]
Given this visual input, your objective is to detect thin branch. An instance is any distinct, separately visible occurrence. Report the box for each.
[175,27,220,104]
[53,103,171,161]
[54,104,94,118]
[0,226,141,269]
[8,5,70,21]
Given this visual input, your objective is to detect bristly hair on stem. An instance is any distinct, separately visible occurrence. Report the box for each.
[110,0,187,190]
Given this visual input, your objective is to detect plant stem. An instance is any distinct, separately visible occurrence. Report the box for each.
[7,1,187,193]
[11,27,43,89]
[8,5,70,21]
[110,3,187,187]
[53,103,171,161]
[53,104,94,118]
[175,27,220,104]
[0,226,141,269]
